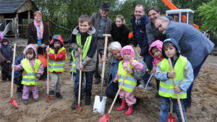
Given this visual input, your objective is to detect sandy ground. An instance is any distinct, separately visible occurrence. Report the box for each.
[0,55,217,122]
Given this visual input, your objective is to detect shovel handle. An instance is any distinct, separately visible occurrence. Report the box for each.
[144,73,154,90]
[78,54,82,106]
[47,53,50,101]
[11,44,16,98]
[168,58,185,122]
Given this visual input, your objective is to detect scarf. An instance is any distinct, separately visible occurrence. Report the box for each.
[34,20,44,39]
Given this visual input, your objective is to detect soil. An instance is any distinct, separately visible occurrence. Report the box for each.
[0,55,217,122]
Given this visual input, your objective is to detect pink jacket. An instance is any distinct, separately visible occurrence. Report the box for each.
[15,44,44,75]
[149,40,164,71]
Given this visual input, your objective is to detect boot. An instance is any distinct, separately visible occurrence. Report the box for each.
[71,100,78,110]
[125,106,134,115]
[116,99,127,111]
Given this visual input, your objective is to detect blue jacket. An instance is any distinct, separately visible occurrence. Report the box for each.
[14,54,24,85]
[131,15,150,56]
[166,21,214,68]
[155,38,194,92]
[0,44,13,61]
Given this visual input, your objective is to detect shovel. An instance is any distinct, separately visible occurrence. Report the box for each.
[93,34,111,114]
[46,53,50,102]
[168,58,185,122]
[168,101,175,122]
[98,69,128,122]
[10,43,18,107]
[77,53,82,109]
[144,73,154,90]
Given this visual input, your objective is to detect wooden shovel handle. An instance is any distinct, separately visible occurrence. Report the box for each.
[11,44,16,98]
[168,58,185,122]
[78,54,82,105]
[47,53,50,95]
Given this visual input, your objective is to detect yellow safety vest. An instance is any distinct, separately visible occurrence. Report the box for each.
[70,49,76,73]
[48,47,66,72]
[21,58,41,86]
[159,56,187,99]
[76,33,92,60]
[117,60,137,93]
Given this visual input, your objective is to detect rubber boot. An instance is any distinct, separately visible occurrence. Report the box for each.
[125,106,134,115]
[116,99,127,111]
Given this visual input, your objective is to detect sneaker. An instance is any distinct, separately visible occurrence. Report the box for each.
[56,92,63,99]
[49,91,55,96]
[85,96,91,105]
[23,99,28,105]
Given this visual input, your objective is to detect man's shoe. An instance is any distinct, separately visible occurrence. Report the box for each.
[85,96,91,105]
[49,91,55,96]
[56,92,63,99]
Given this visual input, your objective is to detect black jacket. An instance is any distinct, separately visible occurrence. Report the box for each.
[111,22,130,47]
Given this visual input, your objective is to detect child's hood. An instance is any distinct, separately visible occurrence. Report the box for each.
[121,45,135,59]
[23,44,38,57]
[1,37,8,44]
[72,26,96,35]
[149,40,163,58]
[50,34,64,46]
[162,38,181,58]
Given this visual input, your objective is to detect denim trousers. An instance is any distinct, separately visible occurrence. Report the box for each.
[160,97,186,122]
[74,70,94,98]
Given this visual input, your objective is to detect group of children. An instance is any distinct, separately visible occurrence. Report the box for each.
[0,14,193,121]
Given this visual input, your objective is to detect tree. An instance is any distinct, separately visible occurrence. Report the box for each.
[197,0,217,34]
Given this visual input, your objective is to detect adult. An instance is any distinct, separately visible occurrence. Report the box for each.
[90,1,112,84]
[154,16,214,107]
[111,15,130,47]
[131,4,152,90]
[27,11,50,53]
[146,6,173,45]
[99,41,147,98]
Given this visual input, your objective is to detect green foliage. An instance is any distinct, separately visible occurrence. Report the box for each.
[197,0,217,34]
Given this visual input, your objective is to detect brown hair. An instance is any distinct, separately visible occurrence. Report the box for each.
[147,6,160,14]
[163,42,176,51]
[34,11,42,17]
[135,4,145,12]
[78,15,91,25]
[116,15,126,25]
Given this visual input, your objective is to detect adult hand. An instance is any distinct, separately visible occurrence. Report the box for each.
[7,60,11,63]
[174,86,182,93]
[101,55,107,62]
[40,44,46,48]
[168,72,175,78]
[138,55,144,60]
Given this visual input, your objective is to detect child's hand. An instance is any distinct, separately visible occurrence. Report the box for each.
[36,74,41,79]
[174,86,182,93]
[79,64,84,71]
[127,68,133,74]
[168,72,175,78]
[11,65,15,69]
[101,55,107,62]
[78,47,82,55]
[7,60,11,63]
[113,79,118,83]
[46,46,50,55]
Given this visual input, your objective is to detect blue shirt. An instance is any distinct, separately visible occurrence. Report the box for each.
[37,25,42,46]
[110,58,119,84]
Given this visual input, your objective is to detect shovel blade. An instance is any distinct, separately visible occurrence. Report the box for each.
[46,94,50,102]
[167,113,176,122]
[10,97,18,107]
[98,114,109,122]
[93,95,107,114]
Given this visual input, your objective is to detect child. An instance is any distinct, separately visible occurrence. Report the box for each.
[67,15,97,109]
[149,40,164,97]
[0,38,13,81]
[14,44,44,104]
[46,34,66,99]
[155,38,194,122]
[114,45,144,115]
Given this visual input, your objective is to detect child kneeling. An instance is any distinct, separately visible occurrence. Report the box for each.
[155,38,193,122]
[14,44,44,104]
[114,45,144,115]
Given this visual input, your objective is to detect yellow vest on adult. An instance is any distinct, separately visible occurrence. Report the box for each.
[117,60,137,93]
[70,50,76,73]
[21,58,41,85]
[159,56,187,99]
[76,33,92,61]
[48,47,66,72]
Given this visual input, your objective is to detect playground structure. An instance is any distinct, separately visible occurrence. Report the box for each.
[161,0,199,29]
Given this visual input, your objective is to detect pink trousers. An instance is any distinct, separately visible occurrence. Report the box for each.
[22,85,38,100]
[119,89,136,106]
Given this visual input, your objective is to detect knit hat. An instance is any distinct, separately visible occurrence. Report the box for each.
[99,1,110,11]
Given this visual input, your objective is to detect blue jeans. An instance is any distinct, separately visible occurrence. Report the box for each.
[143,54,153,84]
[160,97,186,122]
[105,80,118,98]
[74,70,94,98]
[184,55,208,108]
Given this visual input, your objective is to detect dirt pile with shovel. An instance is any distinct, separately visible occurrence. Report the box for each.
[0,55,217,122]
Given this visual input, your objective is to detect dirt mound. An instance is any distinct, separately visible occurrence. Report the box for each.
[0,56,217,122]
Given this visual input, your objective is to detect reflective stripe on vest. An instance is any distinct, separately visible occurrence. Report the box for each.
[159,56,187,99]
[76,34,92,60]
[21,58,41,85]
[48,47,66,72]
[70,50,76,73]
[117,60,137,93]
